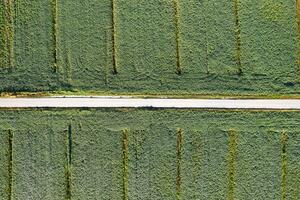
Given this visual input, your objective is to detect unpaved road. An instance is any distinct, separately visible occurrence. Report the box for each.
[0,97,299,109]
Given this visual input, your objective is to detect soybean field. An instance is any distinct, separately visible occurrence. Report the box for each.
[0,108,299,199]
[0,0,299,97]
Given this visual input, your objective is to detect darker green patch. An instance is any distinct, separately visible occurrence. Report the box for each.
[283,82,295,87]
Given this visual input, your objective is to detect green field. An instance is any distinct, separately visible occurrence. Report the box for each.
[0,109,299,199]
[0,0,299,97]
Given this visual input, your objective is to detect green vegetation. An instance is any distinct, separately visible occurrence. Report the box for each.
[235,129,282,199]
[11,120,66,200]
[0,130,10,200]
[72,126,123,199]
[297,0,300,79]
[2,1,60,91]
[0,109,299,199]
[0,0,13,69]
[57,0,112,88]
[0,0,298,96]
[286,131,300,199]
[239,0,298,88]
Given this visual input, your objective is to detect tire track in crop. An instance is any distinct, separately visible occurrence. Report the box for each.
[196,0,210,74]
[188,131,203,199]
[296,0,300,81]
[65,124,72,200]
[105,29,110,84]
[0,1,8,69]
[281,131,288,200]
[122,129,129,200]
[202,0,209,74]
[52,0,58,73]
[233,0,242,75]
[0,2,5,68]
[66,48,72,83]
[227,130,237,200]
[111,0,117,74]
[172,0,182,75]
[176,128,183,200]
[7,129,13,200]
[6,0,14,70]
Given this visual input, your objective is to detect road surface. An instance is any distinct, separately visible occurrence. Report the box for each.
[0,97,299,109]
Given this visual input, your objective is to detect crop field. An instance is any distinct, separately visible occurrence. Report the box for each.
[0,109,299,199]
[0,0,299,96]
